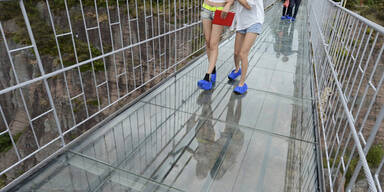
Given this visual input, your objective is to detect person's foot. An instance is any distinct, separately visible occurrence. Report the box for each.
[211,73,216,83]
[286,16,293,20]
[281,15,287,20]
[234,83,248,95]
[197,79,213,90]
[228,68,241,80]
[290,17,296,22]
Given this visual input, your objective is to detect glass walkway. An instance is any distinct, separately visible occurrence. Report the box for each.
[10,3,319,192]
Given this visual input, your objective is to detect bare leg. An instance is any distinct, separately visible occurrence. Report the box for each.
[239,33,258,86]
[207,24,224,74]
[234,32,246,72]
[202,19,212,63]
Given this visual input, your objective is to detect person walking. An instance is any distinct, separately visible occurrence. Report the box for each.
[281,0,301,22]
[281,0,290,20]
[197,0,234,90]
[228,0,264,95]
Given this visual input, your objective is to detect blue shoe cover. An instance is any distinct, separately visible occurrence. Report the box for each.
[211,73,216,83]
[197,79,213,90]
[234,83,248,95]
[228,69,241,80]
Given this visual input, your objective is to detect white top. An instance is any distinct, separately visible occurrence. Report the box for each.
[231,0,264,31]
[206,0,227,3]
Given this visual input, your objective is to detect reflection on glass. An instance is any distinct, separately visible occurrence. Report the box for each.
[274,21,297,62]
[191,91,244,181]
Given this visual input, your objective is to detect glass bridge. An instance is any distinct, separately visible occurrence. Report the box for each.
[0,0,383,191]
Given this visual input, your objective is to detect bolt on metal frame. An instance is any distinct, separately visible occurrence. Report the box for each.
[308,0,384,191]
[0,0,277,189]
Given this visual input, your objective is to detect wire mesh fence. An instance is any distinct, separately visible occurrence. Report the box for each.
[0,0,277,189]
[308,0,384,191]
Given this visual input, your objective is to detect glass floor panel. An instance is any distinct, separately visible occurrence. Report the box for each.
[14,151,182,192]
[14,101,318,192]
[142,77,315,142]
[12,3,319,192]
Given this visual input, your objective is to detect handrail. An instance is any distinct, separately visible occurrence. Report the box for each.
[328,0,384,33]
[308,0,384,190]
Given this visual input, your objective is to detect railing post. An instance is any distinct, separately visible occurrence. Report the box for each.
[19,0,66,146]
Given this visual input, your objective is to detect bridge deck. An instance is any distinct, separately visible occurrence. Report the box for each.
[14,3,319,192]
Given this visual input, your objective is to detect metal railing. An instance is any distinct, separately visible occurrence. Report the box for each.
[308,0,384,190]
[0,0,277,189]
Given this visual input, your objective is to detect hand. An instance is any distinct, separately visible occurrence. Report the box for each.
[221,6,230,19]
[238,0,251,9]
[283,0,289,7]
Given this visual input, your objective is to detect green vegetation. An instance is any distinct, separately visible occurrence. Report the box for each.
[0,175,6,189]
[51,0,117,10]
[87,99,99,107]
[343,0,384,26]
[72,98,84,113]
[367,144,384,168]
[0,134,13,153]
[0,132,22,153]
[324,144,384,186]
[1,0,105,73]
[0,2,19,21]
[345,157,359,184]
[48,0,171,18]
[334,47,349,61]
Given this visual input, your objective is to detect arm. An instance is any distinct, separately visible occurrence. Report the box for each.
[226,0,235,5]
[238,0,251,10]
[221,0,234,18]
